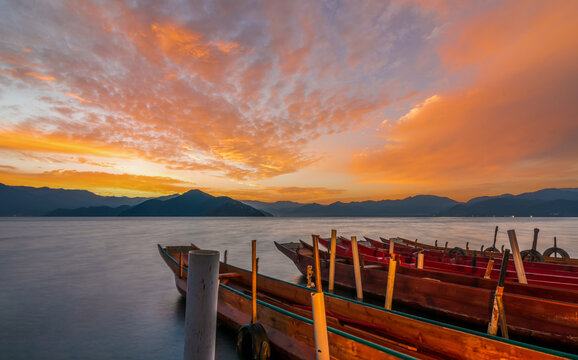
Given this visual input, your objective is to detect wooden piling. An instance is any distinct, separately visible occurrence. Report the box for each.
[493,226,499,247]
[488,250,510,338]
[313,235,322,293]
[328,229,337,293]
[385,254,397,310]
[507,230,528,284]
[483,259,494,279]
[350,236,363,301]
[311,292,330,360]
[497,293,508,339]
[251,240,257,324]
[183,250,220,360]
[311,235,330,359]
[417,252,424,269]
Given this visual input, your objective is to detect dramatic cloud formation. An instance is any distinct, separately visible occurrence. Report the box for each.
[1,1,577,201]
[352,1,578,200]
[0,169,195,197]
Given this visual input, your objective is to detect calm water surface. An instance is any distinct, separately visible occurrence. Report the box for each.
[1,217,577,359]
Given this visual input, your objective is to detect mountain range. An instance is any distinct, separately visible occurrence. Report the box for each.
[0,184,269,217]
[1,183,577,217]
[242,189,578,217]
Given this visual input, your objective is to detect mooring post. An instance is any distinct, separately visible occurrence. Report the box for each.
[184,250,220,360]
[507,230,528,284]
[488,250,510,338]
[484,259,495,279]
[385,253,397,310]
[350,236,363,301]
[493,226,499,248]
[417,252,424,269]
[532,228,539,251]
[385,237,397,310]
[312,235,330,360]
[328,229,337,293]
[252,240,257,325]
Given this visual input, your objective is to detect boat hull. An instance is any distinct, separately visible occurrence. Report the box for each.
[159,244,574,359]
[275,241,578,351]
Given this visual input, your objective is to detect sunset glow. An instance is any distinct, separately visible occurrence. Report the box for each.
[1,1,577,203]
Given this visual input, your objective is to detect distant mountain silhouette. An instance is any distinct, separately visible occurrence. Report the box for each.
[245,190,578,217]
[247,195,459,217]
[440,198,578,217]
[43,189,270,217]
[516,188,578,201]
[241,200,306,216]
[0,183,154,216]
[466,194,514,205]
[441,188,578,216]
[466,188,578,206]
[3,183,578,217]
[119,189,271,216]
[46,205,131,216]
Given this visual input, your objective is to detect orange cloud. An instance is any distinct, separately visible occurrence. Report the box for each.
[0,169,193,197]
[151,23,211,60]
[25,72,55,82]
[8,1,574,203]
[212,41,240,54]
[1,1,404,189]
[65,91,92,103]
[0,130,133,158]
[218,186,346,204]
[351,1,578,200]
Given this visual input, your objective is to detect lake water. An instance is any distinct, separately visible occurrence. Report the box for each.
[1,217,577,359]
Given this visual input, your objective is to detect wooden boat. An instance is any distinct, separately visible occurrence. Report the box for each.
[337,235,578,281]
[158,244,575,360]
[380,237,578,278]
[310,239,578,303]
[367,236,578,275]
[324,237,578,290]
[275,241,578,352]
[394,237,578,266]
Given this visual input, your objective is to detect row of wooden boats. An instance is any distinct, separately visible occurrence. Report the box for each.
[398,230,578,266]
[390,236,578,269]
[319,236,578,291]
[158,243,577,359]
[275,238,578,350]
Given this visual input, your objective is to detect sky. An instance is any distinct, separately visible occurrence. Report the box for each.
[1,0,577,203]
